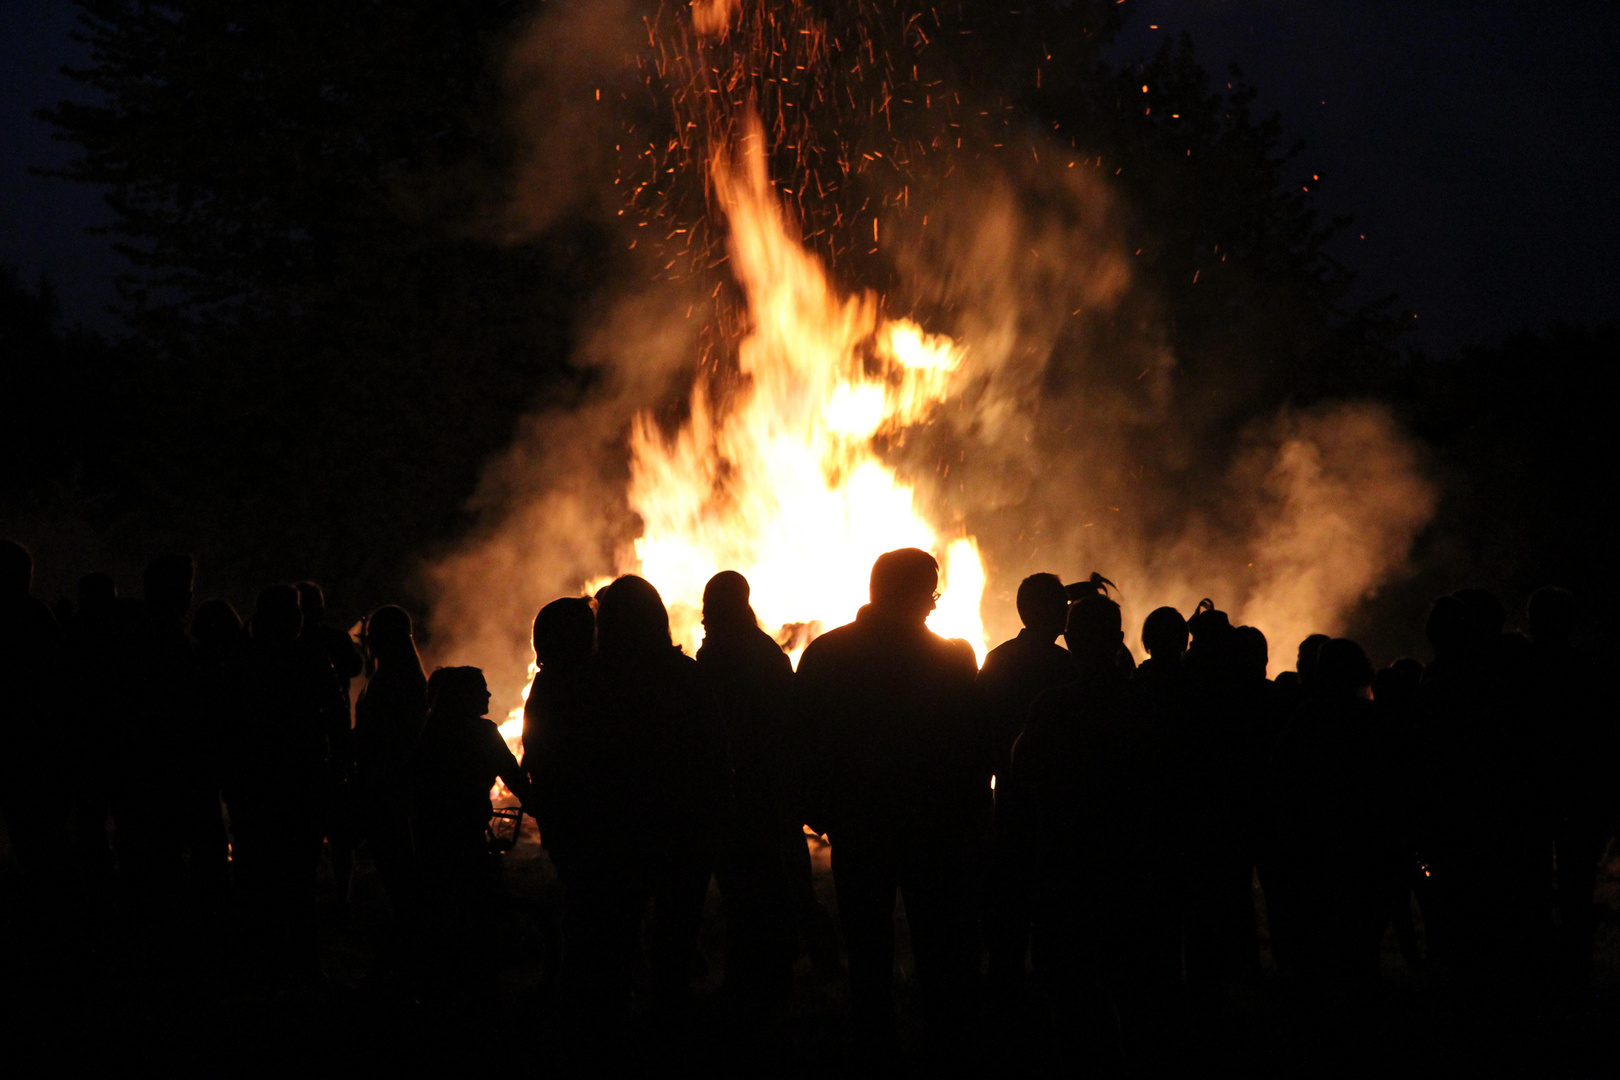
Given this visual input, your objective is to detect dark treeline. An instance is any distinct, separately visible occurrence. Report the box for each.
[8,0,610,623]
[1,540,1615,1074]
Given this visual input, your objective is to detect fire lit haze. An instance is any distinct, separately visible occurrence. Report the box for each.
[425,0,1437,743]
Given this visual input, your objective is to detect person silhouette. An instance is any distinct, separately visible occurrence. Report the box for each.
[354,605,429,944]
[1417,590,1546,994]
[520,595,595,825]
[223,584,348,981]
[192,599,243,718]
[975,572,1074,1001]
[1128,605,1195,1023]
[1295,633,1331,695]
[1526,587,1608,995]
[1267,638,1393,1030]
[296,581,364,695]
[296,581,363,904]
[1234,621,1290,799]
[411,665,532,1003]
[1179,603,1263,999]
[0,540,70,895]
[1372,656,1426,968]
[510,597,596,1005]
[1131,606,1190,745]
[66,572,120,894]
[541,576,726,1055]
[109,554,205,923]
[1372,657,1423,712]
[695,571,799,1014]
[1140,606,1188,664]
[181,597,239,905]
[1066,573,1134,674]
[794,548,987,1062]
[1014,593,1172,1069]
[978,573,1074,794]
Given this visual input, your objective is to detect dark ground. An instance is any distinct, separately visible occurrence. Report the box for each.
[3,815,1618,1075]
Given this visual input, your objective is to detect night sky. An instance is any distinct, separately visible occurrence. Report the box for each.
[3,0,1616,356]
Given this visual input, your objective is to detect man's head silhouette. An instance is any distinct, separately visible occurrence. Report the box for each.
[1065,593,1123,666]
[366,604,421,663]
[426,665,491,722]
[1297,632,1331,683]
[868,548,939,626]
[1187,605,1232,649]
[252,584,303,643]
[1234,625,1269,681]
[1142,606,1188,660]
[596,575,672,656]
[702,570,756,636]
[532,596,595,667]
[1016,573,1068,642]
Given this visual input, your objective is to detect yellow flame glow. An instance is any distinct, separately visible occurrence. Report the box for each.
[620,112,987,666]
[490,11,989,805]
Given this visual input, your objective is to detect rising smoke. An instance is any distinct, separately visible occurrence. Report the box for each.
[878,154,1437,663]
[425,0,1435,703]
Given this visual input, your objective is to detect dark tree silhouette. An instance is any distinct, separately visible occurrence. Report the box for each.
[32,0,609,614]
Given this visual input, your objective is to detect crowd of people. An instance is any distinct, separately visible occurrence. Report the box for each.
[0,536,1613,1069]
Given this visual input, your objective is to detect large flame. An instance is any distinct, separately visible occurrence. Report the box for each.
[493,8,987,774]
[628,112,986,665]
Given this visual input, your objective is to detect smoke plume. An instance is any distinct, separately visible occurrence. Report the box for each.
[425,3,1437,703]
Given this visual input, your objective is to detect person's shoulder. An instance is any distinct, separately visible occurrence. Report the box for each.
[930,632,980,673]
[813,619,861,646]
[980,637,1017,672]
[746,625,790,661]
[1037,639,1071,664]
[660,644,704,683]
[799,620,859,662]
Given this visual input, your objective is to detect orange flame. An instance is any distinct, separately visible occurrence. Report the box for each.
[626,112,987,665]
[691,0,739,39]
[491,3,990,795]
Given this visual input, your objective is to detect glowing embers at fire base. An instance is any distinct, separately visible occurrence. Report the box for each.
[625,114,987,662]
